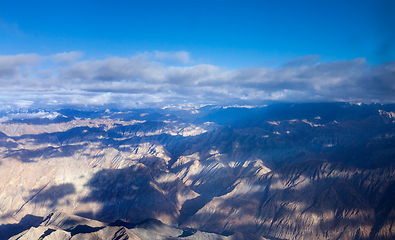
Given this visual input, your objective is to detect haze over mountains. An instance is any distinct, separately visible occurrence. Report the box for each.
[0,102,394,240]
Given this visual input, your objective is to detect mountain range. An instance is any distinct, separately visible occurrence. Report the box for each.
[0,102,394,239]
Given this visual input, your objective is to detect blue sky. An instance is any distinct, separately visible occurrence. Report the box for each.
[0,0,394,109]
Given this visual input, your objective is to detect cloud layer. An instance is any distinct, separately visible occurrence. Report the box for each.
[0,51,394,109]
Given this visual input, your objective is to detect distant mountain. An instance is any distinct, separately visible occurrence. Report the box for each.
[0,103,394,239]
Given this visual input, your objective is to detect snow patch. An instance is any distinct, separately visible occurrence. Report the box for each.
[302,119,322,127]
[267,121,280,125]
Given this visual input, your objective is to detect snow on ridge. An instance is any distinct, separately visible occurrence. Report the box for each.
[379,110,395,119]
[302,119,322,127]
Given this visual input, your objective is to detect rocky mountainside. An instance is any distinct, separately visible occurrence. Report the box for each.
[0,103,394,239]
[4,211,266,240]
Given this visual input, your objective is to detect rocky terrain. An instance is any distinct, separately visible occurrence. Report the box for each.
[0,103,394,239]
[4,211,265,240]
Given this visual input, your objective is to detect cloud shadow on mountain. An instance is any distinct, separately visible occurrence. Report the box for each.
[79,165,180,224]
[4,144,87,163]
[180,161,395,239]
[30,183,76,208]
[0,214,43,240]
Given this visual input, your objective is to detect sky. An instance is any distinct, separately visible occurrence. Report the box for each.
[0,0,394,110]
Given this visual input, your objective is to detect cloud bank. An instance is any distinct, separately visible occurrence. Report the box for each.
[0,51,394,109]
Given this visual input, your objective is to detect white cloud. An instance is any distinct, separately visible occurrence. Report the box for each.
[51,51,84,63]
[14,100,34,108]
[0,54,41,78]
[153,51,190,64]
[7,110,60,120]
[59,56,166,82]
[0,52,394,109]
